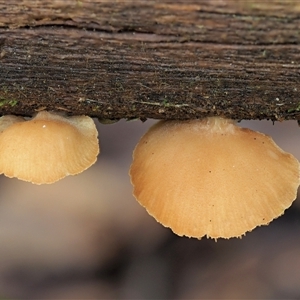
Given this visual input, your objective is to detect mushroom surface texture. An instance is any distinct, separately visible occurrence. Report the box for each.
[129,117,300,239]
[0,111,99,184]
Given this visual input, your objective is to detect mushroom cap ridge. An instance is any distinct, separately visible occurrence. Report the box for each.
[129,118,300,239]
[0,111,99,184]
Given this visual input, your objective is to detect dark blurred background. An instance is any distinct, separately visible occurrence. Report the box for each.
[0,118,300,299]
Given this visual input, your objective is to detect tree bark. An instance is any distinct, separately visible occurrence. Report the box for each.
[1,0,300,121]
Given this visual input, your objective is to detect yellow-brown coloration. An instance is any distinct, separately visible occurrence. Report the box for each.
[130,117,300,239]
[0,111,99,184]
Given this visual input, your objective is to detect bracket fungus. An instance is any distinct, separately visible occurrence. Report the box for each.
[130,117,300,239]
[0,111,99,184]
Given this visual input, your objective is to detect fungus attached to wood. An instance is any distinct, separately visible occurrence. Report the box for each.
[130,117,300,239]
[0,111,99,184]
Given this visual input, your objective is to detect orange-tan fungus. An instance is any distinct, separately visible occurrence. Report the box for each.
[0,111,99,184]
[129,117,300,239]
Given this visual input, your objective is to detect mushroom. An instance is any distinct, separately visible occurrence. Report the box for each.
[0,111,99,184]
[129,117,300,239]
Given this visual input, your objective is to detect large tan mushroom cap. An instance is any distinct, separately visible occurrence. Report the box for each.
[130,117,300,239]
[0,111,99,184]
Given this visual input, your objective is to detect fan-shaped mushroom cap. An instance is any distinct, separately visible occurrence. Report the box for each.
[130,117,300,239]
[0,111,99,184]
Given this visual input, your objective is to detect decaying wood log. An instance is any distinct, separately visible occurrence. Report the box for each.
[1,0,300,121]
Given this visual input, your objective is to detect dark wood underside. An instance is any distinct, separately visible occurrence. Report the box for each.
[1,0,300,121]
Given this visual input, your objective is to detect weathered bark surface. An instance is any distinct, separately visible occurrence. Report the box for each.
[1,0,300,120]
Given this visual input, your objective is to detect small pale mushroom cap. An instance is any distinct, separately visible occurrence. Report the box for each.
[0,111,99,184]
[130,117,300,239]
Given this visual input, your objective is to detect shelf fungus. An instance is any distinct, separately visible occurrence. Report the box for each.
[0,111,99,184]
[130,117,300,239]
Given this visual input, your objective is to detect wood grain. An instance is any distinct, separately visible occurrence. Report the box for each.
[0,0,300,120]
